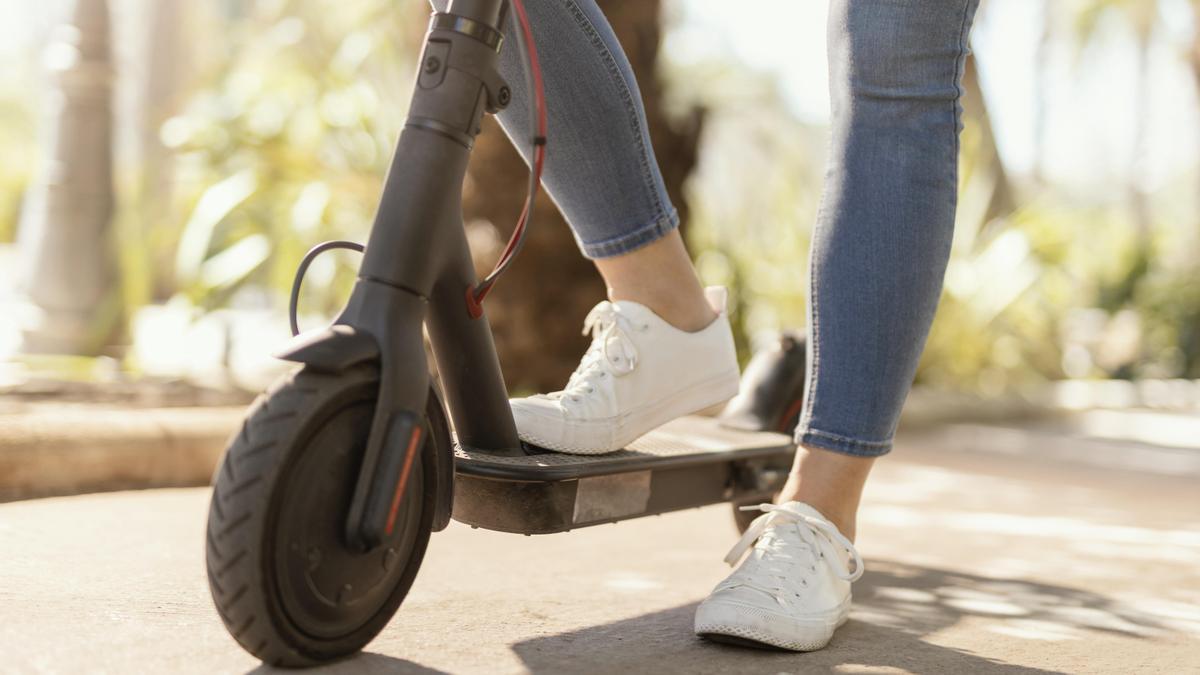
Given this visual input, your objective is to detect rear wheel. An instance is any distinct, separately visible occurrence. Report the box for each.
[205,365,439,667]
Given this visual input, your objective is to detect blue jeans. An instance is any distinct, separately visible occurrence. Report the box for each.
[437,0,980,456]
[435,0,679,258]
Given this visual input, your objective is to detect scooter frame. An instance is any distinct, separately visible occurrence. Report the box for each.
[278,0,523,551]
[207,2,796,663]
[274,0,794,550]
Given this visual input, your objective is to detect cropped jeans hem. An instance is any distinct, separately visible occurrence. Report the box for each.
[579,207,680,259]
[794,427,893,458]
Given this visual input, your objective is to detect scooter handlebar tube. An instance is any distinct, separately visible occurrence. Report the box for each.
[345,0,523,475]
[448,0,506,29]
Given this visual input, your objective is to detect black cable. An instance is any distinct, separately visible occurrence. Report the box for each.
[289,240,364,336]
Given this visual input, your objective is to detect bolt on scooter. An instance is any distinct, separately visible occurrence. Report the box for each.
[204,0,798,666]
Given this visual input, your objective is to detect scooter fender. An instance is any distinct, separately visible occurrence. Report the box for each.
[273,316,455,540]
[719,330,808,433]
[274,324,380,373]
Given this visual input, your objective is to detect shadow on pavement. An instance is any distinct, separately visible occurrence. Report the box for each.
[249,652,449,675]
[856,560,1174,642]
[511,559,1176,674]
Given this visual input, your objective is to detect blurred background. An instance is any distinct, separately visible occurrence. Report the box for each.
[4,5,1200,668]
[2,0,1199,421]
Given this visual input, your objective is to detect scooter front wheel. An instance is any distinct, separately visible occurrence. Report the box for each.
[205,365,436,667]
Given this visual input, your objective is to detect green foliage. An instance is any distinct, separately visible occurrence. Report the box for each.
[149,0,424,316]
[7,0,1184,393]
[1071,0,1159,45]
[920,204,1086,393]
[673,29,1200,391]
[665,58,825,362]
[1138,276,1200,378]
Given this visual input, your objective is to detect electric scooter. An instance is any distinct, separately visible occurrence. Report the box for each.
[204,0,797,666]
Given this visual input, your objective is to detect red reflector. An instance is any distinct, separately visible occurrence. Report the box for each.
[384,425,423,536]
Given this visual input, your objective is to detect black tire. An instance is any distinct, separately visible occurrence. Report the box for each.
[205,365,437,667]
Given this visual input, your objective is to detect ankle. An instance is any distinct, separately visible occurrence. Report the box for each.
[778,445,875,542]
[608,287,716,332]
[593,230,717,332]
[776,484,857,538]
[782,497,857,541]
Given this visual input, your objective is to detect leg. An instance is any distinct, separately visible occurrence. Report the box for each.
[594,230,714,332]
[778,449,873,541]
[696,0,980,652]
[443,0,740,454]
[783,0,982,536]
[489,0,713,331]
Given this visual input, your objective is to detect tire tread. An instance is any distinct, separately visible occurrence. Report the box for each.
[205,366,432,668]
[205,369,346,667]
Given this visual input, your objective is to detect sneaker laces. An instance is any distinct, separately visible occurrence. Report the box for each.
[719,503,863,603]
[543,302,645,403]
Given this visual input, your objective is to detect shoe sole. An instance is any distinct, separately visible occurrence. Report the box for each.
[517,370,741,455]
[694,599,850,652]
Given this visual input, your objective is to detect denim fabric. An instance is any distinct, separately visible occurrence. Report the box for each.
[796,0,980,457]
[433,0,978,457]
[432,0,679,259]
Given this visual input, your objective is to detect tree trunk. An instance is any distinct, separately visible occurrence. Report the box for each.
[1033,0,1055,185]
[16,0,119,355]
[140,0,190,303]
[461,0,702,393]
[1130,26,1153,250]
[1191,1,1200,263]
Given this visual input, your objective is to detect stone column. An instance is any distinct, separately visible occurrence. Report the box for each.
[16,0,117,355]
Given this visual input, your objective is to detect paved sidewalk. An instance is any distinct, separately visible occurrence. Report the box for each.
[1,431,1197,674]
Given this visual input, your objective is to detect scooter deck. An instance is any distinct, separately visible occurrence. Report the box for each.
[452,416,794,534]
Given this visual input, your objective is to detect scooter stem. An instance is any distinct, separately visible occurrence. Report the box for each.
[336,0,523,549]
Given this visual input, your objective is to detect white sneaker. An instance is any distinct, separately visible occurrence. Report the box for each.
[694,502,864,651]
[509,286,740,455]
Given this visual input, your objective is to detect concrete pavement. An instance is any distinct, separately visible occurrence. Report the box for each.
[1,431,1198,674]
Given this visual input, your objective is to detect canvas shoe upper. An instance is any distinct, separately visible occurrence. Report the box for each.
[509,286,740,455]
[694,501,864,651]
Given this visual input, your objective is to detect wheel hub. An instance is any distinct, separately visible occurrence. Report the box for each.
[271,398,423,640]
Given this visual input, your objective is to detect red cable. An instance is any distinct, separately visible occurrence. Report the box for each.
[467,0,546,317]
[486,0,545,278]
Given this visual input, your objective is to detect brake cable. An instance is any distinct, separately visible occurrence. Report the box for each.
[465,0,546,318]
